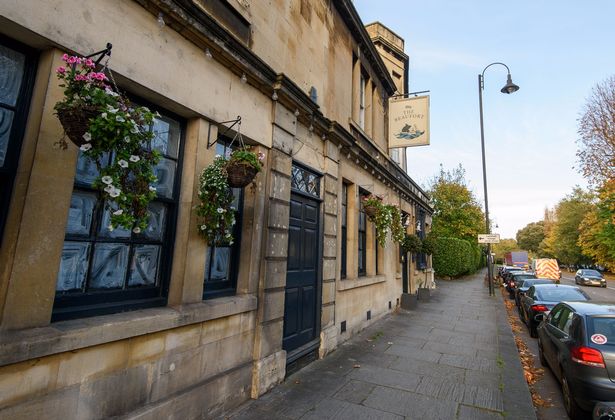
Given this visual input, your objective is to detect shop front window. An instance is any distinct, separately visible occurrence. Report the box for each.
[53,106,183,321]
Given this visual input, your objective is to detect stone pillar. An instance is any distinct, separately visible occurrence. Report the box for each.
[251,103,295,398]
[320,140,339,358]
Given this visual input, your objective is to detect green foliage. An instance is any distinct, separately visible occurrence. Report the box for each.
[401,234,422,253]
[228,148,264,172]
[432,237,479,277]
[549,187,594,266]
[421,234,436,255]
[428,165,485,244]
[578,180,615,271]
[361,196,404,247]
[196,157,236,245]
[516,222,545,253]
[54,54,160,231]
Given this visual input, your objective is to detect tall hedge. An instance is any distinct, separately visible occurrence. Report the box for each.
[433,237,482,278]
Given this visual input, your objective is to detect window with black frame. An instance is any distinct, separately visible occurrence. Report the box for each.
[53,107,183,321]
[203,139,243,299]
[0,38,36,244]
[340,183,348,279]
[358,189,368,276]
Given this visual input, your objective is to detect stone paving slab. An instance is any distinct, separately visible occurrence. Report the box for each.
[223,270,536,420]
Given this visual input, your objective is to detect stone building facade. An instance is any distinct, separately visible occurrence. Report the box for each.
[0,1,432,418]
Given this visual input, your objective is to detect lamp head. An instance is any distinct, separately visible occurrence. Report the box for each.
[501,73,519,94]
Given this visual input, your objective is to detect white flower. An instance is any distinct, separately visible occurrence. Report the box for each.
[217,208,225,213]
[107,105,119,114]
[130,127,139,134]
[231,219,236,225]
[112,209,123,215]
[82,132,92,142]
[109,188,121,198]
[80,143,92,151]
[116,116,125,122]
[118,159,129,168]
[124,136,131,143]
[132,227,141,234]
[101,112,108,119]
[129,155,140,163]
[229,241,233,245]
[154,111,161,118]
[200,225,206,231]
[149,186,157,192]
[215,155,222,159]
[105,87,119,97]
[101,176,113,185]
[104,184,115,193]
[108,225,115,232]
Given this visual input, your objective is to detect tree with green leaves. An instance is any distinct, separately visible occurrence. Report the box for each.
[428,164,485,244]
[548,188,594,266]
[516,221,545,254]
[578,180,615,271]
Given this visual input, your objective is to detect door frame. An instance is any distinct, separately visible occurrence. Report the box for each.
[284,161,324,363]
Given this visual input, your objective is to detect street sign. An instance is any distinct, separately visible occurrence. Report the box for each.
[478,234,500,244]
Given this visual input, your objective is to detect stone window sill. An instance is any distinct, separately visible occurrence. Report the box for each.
[0,294,257,367]
[338,274,386,291]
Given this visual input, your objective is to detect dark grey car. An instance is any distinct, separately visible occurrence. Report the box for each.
[537,302,615,419]
[575,269,607,288]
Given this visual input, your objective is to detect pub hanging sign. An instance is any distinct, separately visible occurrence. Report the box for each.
[388,95,430,148]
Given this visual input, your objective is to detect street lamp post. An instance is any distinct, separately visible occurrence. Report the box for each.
[478,63,519,296]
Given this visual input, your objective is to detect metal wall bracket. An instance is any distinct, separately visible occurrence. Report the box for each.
[207,116,242,149]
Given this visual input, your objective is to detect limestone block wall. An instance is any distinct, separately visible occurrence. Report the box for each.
[0,312,256,419]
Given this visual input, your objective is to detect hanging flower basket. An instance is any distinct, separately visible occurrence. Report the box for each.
[225,161,258,188]
[362,194,383,219]
[363,203,379,218]
[56,104,100,147]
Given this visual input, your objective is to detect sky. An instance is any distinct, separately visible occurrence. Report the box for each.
[354,0,615,239]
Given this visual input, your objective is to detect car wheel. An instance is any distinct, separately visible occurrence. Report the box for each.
[602,284,607,288]
[537,339,547,367]
[561,374,585,420]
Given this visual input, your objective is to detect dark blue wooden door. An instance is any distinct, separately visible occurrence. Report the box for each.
[283,192,319,352]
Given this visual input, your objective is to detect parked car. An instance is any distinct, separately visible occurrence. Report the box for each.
[520,284,590,338]
[506,271,537,299]
[515,278,553,308]
[502,266,524,285]
[498,265,521,279]
[536,302,615,419]
[594,402,615,420]
[575,269,607,288]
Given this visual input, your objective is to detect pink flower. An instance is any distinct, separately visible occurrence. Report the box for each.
[257,152,265,162]
[67,56,78,65]
[85,58,95,68]
[75,74,88,81]
[56,66,66,74]
[61,53,69,62]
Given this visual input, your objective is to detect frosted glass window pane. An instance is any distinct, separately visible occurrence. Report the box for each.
[153,157,176,198]
[66,191,97,236]
[144,202,166,241]
[151,116,180,158]
[89,243,129,289]
[128,245,160,287]
[205,247,231,282]
[75,151,109,185]
[0,108,14,167]
[99,204,131,239]
[0,44,25,107]
[56,242,90,291]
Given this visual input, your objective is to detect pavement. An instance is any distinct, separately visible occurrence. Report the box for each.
[224,270,537,420]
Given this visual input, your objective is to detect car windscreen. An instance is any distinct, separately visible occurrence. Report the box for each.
[535,288,589,302]
[522,279,551,287]
[587,316,615,347]
[514,275,535,281]
[582,270,602,277]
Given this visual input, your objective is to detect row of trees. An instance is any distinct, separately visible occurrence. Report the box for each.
[428,165,486,277]
[514,76,615,271]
